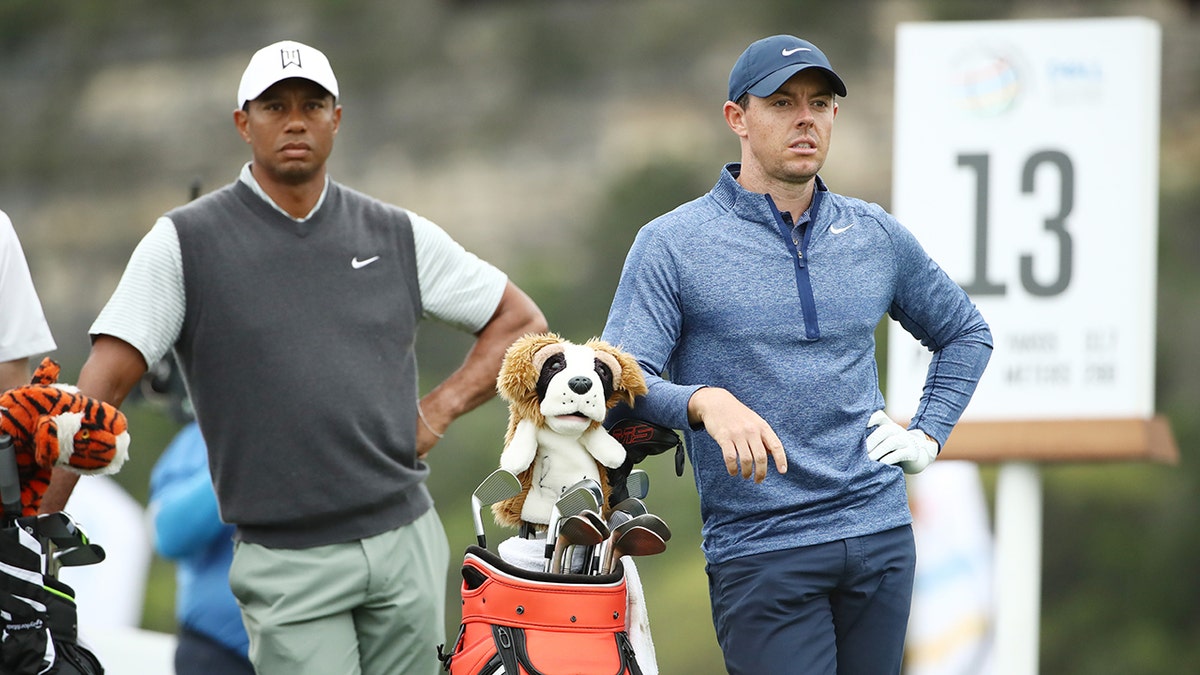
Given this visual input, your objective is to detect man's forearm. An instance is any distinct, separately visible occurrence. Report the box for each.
[39,469,81,514]
[421,280,546,429]
[38,335,147,513]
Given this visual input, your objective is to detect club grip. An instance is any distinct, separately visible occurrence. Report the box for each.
[0,431,22,521]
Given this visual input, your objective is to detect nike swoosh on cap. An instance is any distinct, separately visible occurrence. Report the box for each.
[782,47,812,56]
[351,255,380,269]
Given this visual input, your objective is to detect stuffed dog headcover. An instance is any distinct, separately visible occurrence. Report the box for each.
[492,333,648,530]
[0,357,130,516]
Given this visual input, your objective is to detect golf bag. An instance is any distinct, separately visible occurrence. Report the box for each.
[0,433,105,675]
[438,546,643,675]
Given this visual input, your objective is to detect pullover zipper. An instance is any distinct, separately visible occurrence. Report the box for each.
[766,192,821,339]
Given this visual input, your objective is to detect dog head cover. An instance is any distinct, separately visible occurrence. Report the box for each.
[492,333,647,528]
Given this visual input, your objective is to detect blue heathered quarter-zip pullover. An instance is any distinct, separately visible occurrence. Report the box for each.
[602,164,993,565]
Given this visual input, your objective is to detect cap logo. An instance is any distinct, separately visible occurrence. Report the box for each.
[280,48,302,69]
[782,47,812,56]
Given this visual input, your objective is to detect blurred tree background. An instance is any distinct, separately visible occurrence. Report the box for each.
[2,0,1198,672]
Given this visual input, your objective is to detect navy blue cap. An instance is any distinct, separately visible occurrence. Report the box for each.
[728,35,847,102]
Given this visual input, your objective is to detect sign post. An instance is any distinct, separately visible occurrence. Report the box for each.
[888,17,1174,675]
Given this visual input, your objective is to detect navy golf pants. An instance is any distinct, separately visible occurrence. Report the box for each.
[707,525,916,675]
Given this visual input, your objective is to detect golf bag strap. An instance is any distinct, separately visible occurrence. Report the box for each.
[491,625,522,675]
[617,631,644,675]
[437,624,464,671]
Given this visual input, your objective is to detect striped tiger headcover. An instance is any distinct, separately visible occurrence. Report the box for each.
[0,357,130,516]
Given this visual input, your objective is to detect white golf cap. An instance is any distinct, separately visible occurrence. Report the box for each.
[236,40,339,108]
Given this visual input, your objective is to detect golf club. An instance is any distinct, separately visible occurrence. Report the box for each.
[570,478,604,518]
[551,514,605,573]
[53,543,106,567]
[544,484,601,571]
[602,524,666,574]
[610,496,648,517]
[576,509,610,573]
[626,468,650,500]
[471,469,522,548]
[578,509,609,538]
[35,511,90,547]
[594,508,633,573]
[622,512,671,542]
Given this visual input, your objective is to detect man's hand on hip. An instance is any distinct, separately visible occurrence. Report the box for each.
[688,387,787,483]
[866,410,938,474]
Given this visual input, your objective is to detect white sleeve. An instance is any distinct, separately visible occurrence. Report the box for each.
[410,210,507,333]
[0,210,57,361]
[89,217,185,367]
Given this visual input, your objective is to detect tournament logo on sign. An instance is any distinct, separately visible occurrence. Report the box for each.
[952,50,1022,117]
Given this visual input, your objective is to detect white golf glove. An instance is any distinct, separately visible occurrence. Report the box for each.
[866,410,938,474]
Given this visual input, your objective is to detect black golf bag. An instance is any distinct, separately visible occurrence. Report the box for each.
[0,432,105,674]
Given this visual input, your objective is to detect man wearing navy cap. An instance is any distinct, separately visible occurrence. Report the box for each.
[603,35,992,673]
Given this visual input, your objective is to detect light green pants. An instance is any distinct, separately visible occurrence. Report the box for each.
[229,509,450,675]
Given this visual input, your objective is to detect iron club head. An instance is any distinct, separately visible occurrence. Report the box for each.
[471,469,522,548]
[610,496,648,517]
[551,514,605,573]
[544,484,601,571]
[603,525,666,573]
[623,512,671,542]
[626,469,650,500]
[577,508,610,574]
[578,509,609,539]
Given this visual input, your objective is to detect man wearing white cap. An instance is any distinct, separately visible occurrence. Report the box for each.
[602,35,992,673]
[42,40,547,674]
